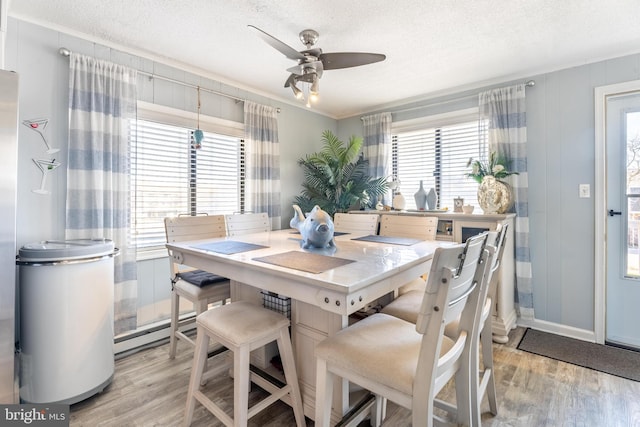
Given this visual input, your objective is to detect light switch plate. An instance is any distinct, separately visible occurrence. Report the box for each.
[579,184,590,198]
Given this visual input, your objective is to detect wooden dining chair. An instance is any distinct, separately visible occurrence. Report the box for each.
[382,225,507,425]
[333,212,379,235]
[223,211,275,367]
[164,215,231,359]
[224,212,271,236]
[465,224,508,425]
[379,214,439,295]
[314,233,490,427]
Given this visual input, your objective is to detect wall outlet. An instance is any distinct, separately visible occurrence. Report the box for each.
[579,184,590,198]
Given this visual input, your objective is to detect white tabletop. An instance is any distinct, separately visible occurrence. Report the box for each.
[166,229,449,316]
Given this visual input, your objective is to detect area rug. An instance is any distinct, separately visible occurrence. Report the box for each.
[517,328,640,382]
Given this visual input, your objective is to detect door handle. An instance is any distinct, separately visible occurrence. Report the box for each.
[608,209,622,217]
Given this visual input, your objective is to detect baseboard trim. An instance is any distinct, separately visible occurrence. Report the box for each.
[517,318,595,343]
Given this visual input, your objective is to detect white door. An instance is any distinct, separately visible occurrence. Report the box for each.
[605,88,640,349]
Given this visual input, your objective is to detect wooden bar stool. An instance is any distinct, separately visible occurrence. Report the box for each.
[164,215,231,359]
[183,300,305,427]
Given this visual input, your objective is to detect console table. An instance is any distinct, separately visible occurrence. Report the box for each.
[349,210,517,343]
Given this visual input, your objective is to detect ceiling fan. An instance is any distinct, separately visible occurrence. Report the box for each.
[248,25,386,105]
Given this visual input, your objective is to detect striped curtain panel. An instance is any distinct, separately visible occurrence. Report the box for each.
[362,112,392,205]
[479,84,534,320]
[65,53,138,335]
[244,101,281,230]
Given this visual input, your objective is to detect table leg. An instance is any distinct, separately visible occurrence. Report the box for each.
[291,299,348,422]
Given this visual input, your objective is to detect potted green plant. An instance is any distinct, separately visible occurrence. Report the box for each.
[465,151,518,183]
[293,130,388,216]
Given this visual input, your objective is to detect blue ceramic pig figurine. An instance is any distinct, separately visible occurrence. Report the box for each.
[290,204,336,249]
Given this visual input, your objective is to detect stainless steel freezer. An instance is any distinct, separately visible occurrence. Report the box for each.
[0,69,19,404]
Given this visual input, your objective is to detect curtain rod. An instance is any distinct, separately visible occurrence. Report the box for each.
[361,79,535,120]
[58,47,281,113]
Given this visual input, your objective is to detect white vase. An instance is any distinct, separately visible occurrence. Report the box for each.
[477,176,512,214]
[426,187,438,210]
[414,181,428,210]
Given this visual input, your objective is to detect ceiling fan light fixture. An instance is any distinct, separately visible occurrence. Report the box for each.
[251,25,386,107]
[291,81,304,99]
[310,77,319,102]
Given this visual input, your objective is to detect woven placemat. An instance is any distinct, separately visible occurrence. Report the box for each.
[253,250,355,274]
[192,240,268,255]
[351,235,422,246]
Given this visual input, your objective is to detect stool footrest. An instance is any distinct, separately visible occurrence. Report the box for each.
[194,389,233,426]
[249,371,293,411]
[175,330,196,348]
[248,384,292,419]
[478,368,492,393]
[200,357,232,383]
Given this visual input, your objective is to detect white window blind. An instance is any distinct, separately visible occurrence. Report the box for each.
[130,114,244,252]
[392,113,487,210]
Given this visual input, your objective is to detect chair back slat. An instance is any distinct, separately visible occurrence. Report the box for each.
[486,223,508,304]
[458,242,496,344]
[164,215,227,243]
[224,212,271,236]
[164,215,228,276]
[379,214,437,240]
[333,213,379,234]
[415,232,487,334]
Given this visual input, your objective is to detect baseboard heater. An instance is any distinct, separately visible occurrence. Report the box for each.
[114,313,197,358]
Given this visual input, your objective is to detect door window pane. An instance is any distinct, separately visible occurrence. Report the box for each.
[625,111,640,277]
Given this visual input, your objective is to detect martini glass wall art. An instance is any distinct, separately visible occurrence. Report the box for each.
[22,118,59,154]
[32,158,61,194]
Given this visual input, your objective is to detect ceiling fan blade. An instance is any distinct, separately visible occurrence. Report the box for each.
[286,64,304,76]
[286,60,324,76]
[248,25,306,61]
[315,61,324,78]
[319,52,386,70]
[301,48,323,58]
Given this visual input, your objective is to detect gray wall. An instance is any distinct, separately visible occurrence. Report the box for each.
[8,17,640,337]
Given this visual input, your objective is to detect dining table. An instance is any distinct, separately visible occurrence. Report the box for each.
[166,228,449,423]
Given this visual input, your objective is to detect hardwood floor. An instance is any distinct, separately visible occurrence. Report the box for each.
[70,327,640,426]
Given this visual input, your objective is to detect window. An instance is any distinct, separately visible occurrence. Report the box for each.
[392,108,488,210]
[130,103,244,253]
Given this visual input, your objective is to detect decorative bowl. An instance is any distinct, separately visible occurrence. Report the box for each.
[462,205,474,214]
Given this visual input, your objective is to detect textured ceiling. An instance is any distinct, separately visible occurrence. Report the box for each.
[8,0,640,119]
